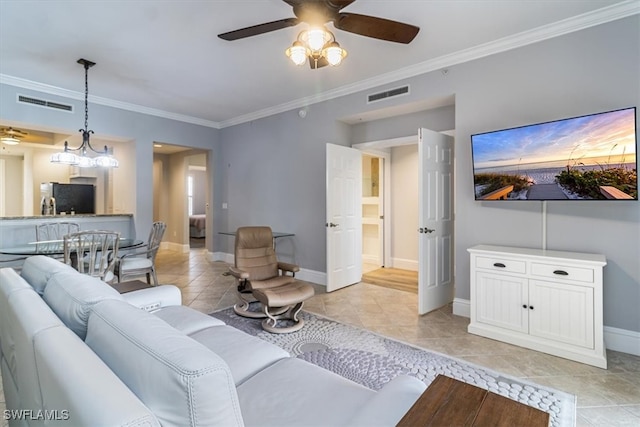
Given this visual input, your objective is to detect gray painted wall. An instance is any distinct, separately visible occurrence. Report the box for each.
[216,16,639,332]
[0,84,220,250]
[0,16,637,333]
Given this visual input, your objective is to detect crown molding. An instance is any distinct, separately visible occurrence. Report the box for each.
[219,0,639,128]
[0,74,221,129]
[2,1,638,130]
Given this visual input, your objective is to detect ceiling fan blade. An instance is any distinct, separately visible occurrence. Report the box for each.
[218,18,299,41]
[334,13,419,44]
[282,0,355,11]
[309,56,329,69]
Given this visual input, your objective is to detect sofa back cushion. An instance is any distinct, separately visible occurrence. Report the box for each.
[86,300,244,427]
[0,268,65,418]
[43,271,123,339]
[34,325,160,427]
[20,255,76,295]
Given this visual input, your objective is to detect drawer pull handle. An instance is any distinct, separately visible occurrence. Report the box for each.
[553,270,569,276]
[493,263,506,268]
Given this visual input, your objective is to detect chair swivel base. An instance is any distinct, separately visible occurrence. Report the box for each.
[253,282,315,334]
[233,291,288,319]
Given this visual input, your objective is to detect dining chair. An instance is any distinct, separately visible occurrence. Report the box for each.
[115,222,166,286]
[63,230,120,283]
[36,222,80,241]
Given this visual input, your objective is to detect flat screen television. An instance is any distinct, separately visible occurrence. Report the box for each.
[471,107,637,201]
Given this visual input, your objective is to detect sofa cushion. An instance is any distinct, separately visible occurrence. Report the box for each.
[20,255,76,295]
[43,271,123,339]
[153,305,226,335]
[237,357,374,427]
[34,324,160,427]
[190,325,289,385]
[0,268,65,419]
[86,300,244,427]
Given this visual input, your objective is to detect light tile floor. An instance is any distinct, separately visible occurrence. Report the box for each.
[2,247,639,426]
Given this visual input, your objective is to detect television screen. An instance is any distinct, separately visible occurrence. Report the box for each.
[471,107,637,201]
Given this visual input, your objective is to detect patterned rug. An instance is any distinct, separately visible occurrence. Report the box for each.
[211,308,576,427]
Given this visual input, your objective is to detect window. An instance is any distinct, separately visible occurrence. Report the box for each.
[187,175,194,216]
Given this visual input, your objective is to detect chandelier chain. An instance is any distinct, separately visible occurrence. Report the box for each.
[84,63,89,132]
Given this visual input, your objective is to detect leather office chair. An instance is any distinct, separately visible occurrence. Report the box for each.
[229,226,314,333]
[115,221,166,286]
[63,230,120,283]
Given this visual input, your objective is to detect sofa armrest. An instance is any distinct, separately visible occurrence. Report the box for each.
[122,285,182,312]
[277,261,300,274]
[347,375,426,427]
[228,266,249,279]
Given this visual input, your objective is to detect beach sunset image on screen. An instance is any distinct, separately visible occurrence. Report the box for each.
[471,107,637,201]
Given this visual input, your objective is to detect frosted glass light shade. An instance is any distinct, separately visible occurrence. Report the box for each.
[285,42,309,66]
[1,136,20,145]
[94,155,119,168]
[50,151,80,165]
[324,43,347,66]
[304,28,331,51]
[76,156,96,168]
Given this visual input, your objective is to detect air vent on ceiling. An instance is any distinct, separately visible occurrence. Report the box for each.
[367,85,409,103]
[18,95,73,112]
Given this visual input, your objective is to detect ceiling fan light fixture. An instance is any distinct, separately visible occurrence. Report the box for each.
[1,136,20,145]
[323,42,347,66]
[285,41,310,66]
[302,27,331,52]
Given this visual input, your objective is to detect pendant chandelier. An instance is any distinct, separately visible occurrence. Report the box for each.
[50,59,118,168]
[285,26,347,69]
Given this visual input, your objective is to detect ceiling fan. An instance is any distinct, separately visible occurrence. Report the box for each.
[218,0,419,68]
[1,127,28,145]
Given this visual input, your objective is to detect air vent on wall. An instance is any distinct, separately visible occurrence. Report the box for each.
[17,95,73,112]
[367,85,409,103]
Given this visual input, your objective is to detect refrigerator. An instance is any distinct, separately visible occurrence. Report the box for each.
[40,183,95,215]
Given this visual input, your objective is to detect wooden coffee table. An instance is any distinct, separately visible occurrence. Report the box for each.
[109,279,153,294]
[397,375,550,427]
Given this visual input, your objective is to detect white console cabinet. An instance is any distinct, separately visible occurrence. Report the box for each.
[468,245,607,368]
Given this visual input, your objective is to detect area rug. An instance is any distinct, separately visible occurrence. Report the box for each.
[211,308,576,427]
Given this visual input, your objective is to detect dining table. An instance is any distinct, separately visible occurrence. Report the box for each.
[0,238,144,257]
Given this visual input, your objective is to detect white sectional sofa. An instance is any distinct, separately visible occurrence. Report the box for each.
[0,255,426,426]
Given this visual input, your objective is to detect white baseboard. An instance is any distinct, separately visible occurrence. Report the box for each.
[452,298,470,318]
[362,254,380,265]
[166,242,190,253]
[391,258,418,271]
[452,298,639,357]
[298,268,326,286]
[604,326,640,357]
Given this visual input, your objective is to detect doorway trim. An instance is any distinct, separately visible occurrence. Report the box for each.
[353,135,415,270]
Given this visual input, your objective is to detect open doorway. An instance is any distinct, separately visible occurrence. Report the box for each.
[153,144,210,252]
[358,140,419,294]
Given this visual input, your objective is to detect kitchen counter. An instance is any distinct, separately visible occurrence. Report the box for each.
[0,214,136,254]
[1,213,133,220]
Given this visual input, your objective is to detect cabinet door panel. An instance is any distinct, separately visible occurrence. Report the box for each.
[529,280,594,349]
[476,272,528,333]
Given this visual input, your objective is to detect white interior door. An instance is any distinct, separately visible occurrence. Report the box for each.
[326,143,362,292]
[418,128,455,314]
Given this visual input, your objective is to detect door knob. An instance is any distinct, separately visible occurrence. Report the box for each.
[425,228,435,233]
[326,222,338,228]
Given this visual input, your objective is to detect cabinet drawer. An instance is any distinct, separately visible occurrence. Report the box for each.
[531,263,594,283]
[475,256,526,274]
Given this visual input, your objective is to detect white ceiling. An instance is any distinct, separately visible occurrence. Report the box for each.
[0,0,637,130]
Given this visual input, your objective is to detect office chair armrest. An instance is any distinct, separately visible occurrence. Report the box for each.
[278,262,300,274]
[228,266,250,279]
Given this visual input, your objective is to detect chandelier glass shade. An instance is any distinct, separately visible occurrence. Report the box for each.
[50,59,119,168]
[285,26,347,68]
